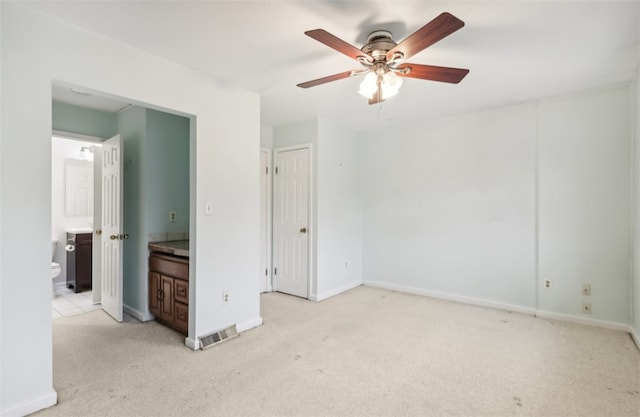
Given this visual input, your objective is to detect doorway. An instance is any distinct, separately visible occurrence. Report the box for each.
[51,134,103,319]
[272,145,311,298]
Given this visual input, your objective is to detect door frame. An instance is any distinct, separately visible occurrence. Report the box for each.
[272,143,314,299]
[260,148,273,293]
[51,130,105,300]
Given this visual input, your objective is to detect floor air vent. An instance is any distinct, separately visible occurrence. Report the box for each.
[199,325,238,350]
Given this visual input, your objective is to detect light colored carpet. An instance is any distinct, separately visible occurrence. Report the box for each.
[34,286,639,417]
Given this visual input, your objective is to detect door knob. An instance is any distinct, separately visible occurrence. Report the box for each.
[300,227,307,233]
[110,235,118,240]
[121,234,130,240]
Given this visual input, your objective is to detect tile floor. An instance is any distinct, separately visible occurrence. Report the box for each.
[52,286,100,320]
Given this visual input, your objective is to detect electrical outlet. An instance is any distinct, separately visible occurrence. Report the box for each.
[544,279,551,289]
[222,291,230,304]
[581,284,591,296]
[169,211,176,222]
[582,302,591,314]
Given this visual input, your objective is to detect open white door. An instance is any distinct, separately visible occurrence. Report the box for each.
[101,134,123,322]
[92,147,102,304]
[273,146,310,298]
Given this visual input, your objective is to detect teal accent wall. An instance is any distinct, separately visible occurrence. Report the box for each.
[52,100,117,138]
[146,109,190,235]
[118,106,190,315]
[118,106,146,310]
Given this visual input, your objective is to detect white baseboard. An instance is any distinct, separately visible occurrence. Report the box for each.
[123,304,151,322]
[236,316,263,333]
[631,327,640,351]
[363,280,639,351]
[185,337,199,351]
[310,280,363,302]
[363,280,537,316]
[534,310,633,333]
[1,390,57,417]
[53,281,67,291]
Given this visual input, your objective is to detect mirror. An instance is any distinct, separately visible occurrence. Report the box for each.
[65,158,94,217]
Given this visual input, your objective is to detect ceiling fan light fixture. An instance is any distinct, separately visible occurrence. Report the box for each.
[381,71,403,99]
[357,72,378,99]
[358,70,403,100]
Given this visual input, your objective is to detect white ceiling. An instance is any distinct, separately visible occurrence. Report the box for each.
[34,1,640,133]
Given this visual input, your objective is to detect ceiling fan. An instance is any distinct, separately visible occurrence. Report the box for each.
[297,12,469,105]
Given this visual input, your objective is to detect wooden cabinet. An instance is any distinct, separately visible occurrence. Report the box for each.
[67,232,92,293]
[149,253,189,336]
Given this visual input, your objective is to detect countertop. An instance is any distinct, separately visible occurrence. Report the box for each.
[148,240,189,258]
[65,227,93,234]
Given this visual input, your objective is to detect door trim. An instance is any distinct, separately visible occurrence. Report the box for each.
[273,143,313,299]
[260,147,273,292]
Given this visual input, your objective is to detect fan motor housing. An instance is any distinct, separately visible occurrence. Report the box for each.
[361,30,396,60]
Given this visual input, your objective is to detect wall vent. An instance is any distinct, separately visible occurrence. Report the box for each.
[199,325,238,350]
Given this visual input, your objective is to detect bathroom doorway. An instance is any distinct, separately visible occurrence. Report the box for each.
[51,134,103,319]
[51,82,193,325]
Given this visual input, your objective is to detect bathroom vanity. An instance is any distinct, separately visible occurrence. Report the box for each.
[66,229,92,293]
[148,241,189,336]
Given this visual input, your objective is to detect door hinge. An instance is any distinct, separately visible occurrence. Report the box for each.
[266,166,269,175]
[275,166,278,174]
[265,268,268,276]
[274,267,277,275]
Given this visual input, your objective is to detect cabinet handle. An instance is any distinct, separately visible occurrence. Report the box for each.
[300,227,307,233]
[110,235,118,240]
[157,289,164,301]
[95,229,102,235]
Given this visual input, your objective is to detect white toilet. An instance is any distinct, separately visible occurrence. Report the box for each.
[51,240,61,297]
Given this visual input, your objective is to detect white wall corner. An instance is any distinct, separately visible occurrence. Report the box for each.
[630,327,640,352]
[1,390,57,417]
[311,280,362,302]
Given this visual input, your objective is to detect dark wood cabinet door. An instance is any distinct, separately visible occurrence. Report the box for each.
[174,302,188,335]
[160,275,174,319]
[149,272,160,317]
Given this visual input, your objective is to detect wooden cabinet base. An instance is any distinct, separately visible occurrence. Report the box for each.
[149,253,189,336]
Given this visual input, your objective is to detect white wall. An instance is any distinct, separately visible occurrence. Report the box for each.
[51,137,98,286]
[362,104,537,310]
[0,3,260,415]
[538,85,631,323]
[362,84,633,326]
[260,124,273,149]
[316,118,362,300]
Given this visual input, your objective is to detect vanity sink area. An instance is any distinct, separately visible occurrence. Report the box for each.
[148,240,189,257]
[65,227,93,234]
[148,240,190,335]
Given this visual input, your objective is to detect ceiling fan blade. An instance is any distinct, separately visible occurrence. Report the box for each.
[305,29,370,62]
[396,63,469,84]
[297,70,355,89]
[386,12,464,61]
